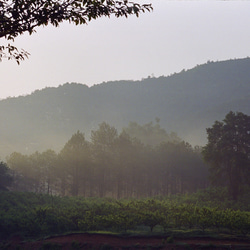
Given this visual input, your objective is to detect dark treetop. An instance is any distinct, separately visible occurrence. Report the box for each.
[0,0,152,63]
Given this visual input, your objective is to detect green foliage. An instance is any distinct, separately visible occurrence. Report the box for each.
[0,0,152,62]
[59,131,91,196]
[7,126,208,198]
[123,121,181,146]
[203,111,250,200]
[1,191,250,240]
[0,161,13,190]
[166,236,174,243]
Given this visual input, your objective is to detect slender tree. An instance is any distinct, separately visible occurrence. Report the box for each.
[59,131,91,196]
[40,149,58,194]
[91,122,118,197]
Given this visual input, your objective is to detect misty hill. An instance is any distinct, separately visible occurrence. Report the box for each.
[1,58,250,158]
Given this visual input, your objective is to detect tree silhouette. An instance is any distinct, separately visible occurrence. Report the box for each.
[59,131,91,196]
[0,0,152,63]
[202,111,250,200]
[0,161,12,190]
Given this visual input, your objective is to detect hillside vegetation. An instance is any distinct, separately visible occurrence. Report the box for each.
[0,58,250,158]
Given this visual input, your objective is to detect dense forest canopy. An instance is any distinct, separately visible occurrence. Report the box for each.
[1,114,250,239]
[6,122,208,198]
[3,112,250,201]
[0,58,249,158]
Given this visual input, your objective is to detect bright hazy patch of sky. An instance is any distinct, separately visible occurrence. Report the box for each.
[1,0,250,99]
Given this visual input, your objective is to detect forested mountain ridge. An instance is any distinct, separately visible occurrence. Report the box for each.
[1,58,250,158]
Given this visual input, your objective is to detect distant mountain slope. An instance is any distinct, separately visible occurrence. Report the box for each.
[0,58,250,158]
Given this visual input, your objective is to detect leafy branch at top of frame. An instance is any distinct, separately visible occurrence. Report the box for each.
[0,0,152,63]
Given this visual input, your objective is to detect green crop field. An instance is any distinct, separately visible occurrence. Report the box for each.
[1,189,250,240]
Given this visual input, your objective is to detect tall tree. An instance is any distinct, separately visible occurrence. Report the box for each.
[7,152,35,191]
[28,151,44,192]
[0,0,152,63]
[202,111,250,200]
[40,149,58,194]
[91,122,118,197]
[0,161,13,190]
[59,131,91,196]
[113,131,142,198]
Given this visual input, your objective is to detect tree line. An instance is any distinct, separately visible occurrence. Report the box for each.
[5,122,208,198]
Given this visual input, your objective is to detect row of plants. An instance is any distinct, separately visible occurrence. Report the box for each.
[1,191,250,239]
[77,201,250,234]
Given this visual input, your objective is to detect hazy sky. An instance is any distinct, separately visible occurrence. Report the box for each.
[1,0,250,99]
